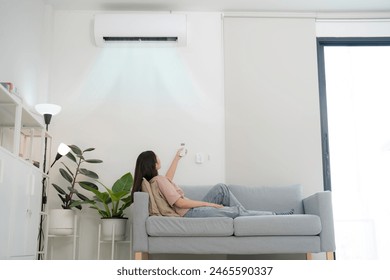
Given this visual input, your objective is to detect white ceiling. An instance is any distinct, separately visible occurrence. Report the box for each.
[44,0,390,12]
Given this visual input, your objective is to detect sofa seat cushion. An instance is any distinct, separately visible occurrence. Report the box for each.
[146,216,234,237]
[234,214,321,236]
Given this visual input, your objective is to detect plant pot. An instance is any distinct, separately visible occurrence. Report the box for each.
[48,209,75,235]
[101,218,128,241]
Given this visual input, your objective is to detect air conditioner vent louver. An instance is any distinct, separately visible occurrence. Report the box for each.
[103,36,178,42]
[94,14,187,47]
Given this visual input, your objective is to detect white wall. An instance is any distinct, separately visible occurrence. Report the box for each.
[224,16,324,197]
[316,18,390,37]
[47,11,225,259]
[0,0,51,107]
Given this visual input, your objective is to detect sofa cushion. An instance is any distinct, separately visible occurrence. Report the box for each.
[234,215,321,236]
[228,184,305,214]
[146,216,234,237]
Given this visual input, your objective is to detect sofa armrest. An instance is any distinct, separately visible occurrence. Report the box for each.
[131,192,149,253]
[303,191,336,252]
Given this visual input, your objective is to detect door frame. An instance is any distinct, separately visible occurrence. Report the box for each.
[316,37,390,191]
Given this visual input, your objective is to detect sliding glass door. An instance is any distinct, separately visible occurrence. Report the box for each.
[318,38,390,260]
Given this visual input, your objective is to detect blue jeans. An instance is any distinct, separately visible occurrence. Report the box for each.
[184,184,274,218]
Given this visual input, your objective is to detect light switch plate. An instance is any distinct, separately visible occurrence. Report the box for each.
[195,153,204,164]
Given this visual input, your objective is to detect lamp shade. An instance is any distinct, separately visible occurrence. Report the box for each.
[57,143,71,156]
[51,143,71,168]
[35,104,62,116]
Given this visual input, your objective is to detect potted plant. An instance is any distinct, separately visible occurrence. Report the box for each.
[49,144,102,235]
[79,172,133,240]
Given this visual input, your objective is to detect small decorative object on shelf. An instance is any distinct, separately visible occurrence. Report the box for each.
[0,82,14,92]
[0,82,21,101]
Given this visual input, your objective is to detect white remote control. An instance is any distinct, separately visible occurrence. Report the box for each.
[179,143,187,157]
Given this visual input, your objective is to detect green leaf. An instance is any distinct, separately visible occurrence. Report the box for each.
[52,183,67,195]
[69,200,85,208]
[112,172,133,193]
[121,195,132,204]
[98,192,111,204]
[79,182,109,203]
[59,168,73,183]
[57,194,66,204]
[84,159,103,164]
[67,186,78,193]
[76,192,90,201]
[68,145,82,156]
[66,152,77,163]
[91,206,109,218]
[69,200,82,210]
[119,200,131,212]
[110,190,128,202]
[83,148,95,152]
[89,205,100,211]
[78,181,99,190]
[61,162,74,177]
[79,182,101,195]
[79,168,99,179]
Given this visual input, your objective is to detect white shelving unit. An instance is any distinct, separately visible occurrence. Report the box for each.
[0,83,46,260]
[0,84,45,163]
[97,223,132,260]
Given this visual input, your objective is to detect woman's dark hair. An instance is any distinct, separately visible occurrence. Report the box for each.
[131,150,158,201]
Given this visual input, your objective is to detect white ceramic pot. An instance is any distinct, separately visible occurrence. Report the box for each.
[48,209,75,235]
[101,218,128,241]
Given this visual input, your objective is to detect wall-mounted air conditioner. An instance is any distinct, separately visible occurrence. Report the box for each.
[94,13,187,47]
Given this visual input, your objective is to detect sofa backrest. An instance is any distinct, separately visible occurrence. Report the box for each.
[180,185,215,200]
[180,184,304,214]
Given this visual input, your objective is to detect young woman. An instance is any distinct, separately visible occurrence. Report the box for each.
[132,149,294,218]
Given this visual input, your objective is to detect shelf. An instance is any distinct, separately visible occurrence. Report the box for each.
[0,83,19,104]
[0,83,45,170]
[0,103,16,127]
[0,83,44,128]
[21,106,43,128]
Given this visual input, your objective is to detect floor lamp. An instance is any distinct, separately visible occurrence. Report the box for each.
[35,103,62,260]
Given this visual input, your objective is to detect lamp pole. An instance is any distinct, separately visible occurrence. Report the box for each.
[35,104,62,260]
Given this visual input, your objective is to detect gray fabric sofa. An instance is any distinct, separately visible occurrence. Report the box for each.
[131,184,336,260]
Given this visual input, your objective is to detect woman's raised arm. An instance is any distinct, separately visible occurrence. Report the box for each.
[165,149,183,181]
